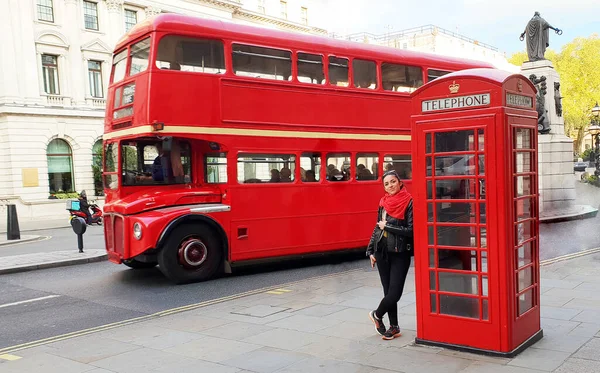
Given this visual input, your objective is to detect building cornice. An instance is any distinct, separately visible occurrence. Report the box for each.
[233,9,327,35]
[192,0,242,11]
[35,30,70,48]
[104,0,124,12]
[81,38,112,54]
[0,104,105,118]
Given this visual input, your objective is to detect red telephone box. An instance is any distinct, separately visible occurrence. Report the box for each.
[410,69,542,357]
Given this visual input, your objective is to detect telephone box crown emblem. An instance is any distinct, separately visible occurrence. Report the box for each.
[449,81,460,94]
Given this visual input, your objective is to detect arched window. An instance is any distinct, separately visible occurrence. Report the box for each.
[47,139,74,194]
[92,139,104,196]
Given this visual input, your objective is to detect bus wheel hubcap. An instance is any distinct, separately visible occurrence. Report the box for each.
[178,238,207,268]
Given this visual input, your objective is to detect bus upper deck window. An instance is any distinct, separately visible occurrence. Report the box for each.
[129,38,151,76]
[428,69,451,82]
[112,49,128,83]
[353,59,377,89]
[328,56,348,87]
[297,53,324,85]
[381,63,423,93]
[156,36,225,74]
[232,44,292,81]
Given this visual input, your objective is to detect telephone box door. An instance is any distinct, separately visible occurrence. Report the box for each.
[414,116,500,351]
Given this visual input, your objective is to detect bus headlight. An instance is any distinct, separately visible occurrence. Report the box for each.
[133,222,143,240]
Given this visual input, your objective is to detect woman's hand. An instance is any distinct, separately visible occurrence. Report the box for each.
[370,254,376,268]
[377,220,386,230]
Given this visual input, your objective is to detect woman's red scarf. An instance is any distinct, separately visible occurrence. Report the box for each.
[380,187,412,220]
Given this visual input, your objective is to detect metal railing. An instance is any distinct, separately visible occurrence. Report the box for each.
[329,24,498,52]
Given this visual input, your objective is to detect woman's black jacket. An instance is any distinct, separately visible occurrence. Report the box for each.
[366,200,414,256]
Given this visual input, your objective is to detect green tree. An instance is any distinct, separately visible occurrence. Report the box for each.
[507,51,528,66]
[554,35,600,151]
[508,35,600,151]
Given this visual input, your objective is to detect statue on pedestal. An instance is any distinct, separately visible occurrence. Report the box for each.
[519,12,562,61]
[529,74,551,134]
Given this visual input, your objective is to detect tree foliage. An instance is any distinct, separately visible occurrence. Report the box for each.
[509,34,600,152]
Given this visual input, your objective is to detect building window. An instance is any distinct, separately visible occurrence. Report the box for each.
[47,139,75,194]
[83,1,99,31]
[42,54,60,95]
[88,60,103,98]
[37,0,54,22]
[280,1,287,19]
[257,0,265,14]
[124,9,137,32]
[300,6,308,25]
[92,140,104,196]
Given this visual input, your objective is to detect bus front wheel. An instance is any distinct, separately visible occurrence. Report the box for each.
[157,223,222,284]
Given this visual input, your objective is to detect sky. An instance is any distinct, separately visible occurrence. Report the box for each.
[312,0,600,57]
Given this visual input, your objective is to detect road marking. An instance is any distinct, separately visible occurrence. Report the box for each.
[0,268,364,355]
[0,295,60,309]
[266,288,292,295]
[540,247,600,266]
[0,354,21,361]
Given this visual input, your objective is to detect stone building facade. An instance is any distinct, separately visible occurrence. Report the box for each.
[0,0,325,220]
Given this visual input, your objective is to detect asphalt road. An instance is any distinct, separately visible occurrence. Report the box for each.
[0,250,367,350]
[0,179,598,350]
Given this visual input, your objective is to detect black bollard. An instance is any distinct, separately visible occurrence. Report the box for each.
[7,204,21,240]
[70,217,87,253]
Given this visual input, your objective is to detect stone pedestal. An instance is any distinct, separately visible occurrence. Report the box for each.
[521,60,576,212]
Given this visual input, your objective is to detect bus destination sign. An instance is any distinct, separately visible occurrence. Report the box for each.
[422,93,491,113]
[506,93,533,108]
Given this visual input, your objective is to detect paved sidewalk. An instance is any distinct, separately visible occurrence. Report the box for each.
[1,252,599,373]
[0,249,107,275]
[0,218,70,234]
[0,235,44,247]
[0,222,106,274]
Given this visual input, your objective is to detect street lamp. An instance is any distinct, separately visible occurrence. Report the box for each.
[590,102,600,176]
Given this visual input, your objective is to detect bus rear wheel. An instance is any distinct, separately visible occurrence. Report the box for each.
[157,224,222,284]
[122,258,157,269]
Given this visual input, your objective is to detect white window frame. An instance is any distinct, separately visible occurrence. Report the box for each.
[87,60,103,98]
[42,54,60,95]
[35,32,71,97]
[124,8,138,32]
[36,0,54,23]
[280,0,287,19]
[300,6,308,25]
[83,0,99,31]
[81,48,111,101]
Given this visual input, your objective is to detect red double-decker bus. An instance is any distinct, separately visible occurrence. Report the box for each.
[102,14,493,283]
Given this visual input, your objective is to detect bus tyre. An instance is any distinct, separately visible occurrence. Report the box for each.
[157,224,222,284]
[122,258,157,269]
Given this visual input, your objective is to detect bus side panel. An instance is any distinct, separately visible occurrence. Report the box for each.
[229,182,381,261]
[221,81,412,131]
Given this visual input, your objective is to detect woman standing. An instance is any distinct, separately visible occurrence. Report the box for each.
[367,170,414,340]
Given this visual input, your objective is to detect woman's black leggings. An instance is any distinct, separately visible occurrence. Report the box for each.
[374,251,412,326]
